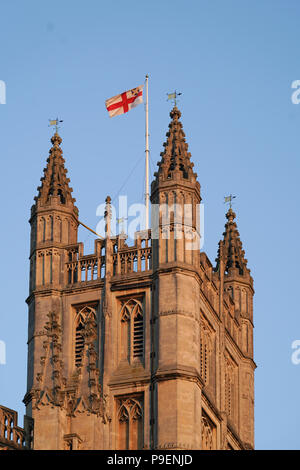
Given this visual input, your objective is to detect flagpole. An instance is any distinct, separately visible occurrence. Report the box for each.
[145,74,149,230]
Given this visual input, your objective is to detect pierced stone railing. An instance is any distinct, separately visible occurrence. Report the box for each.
[65,231,152,286]
[66,254,106,284]
[0,406,26,450]
[112,246,152,275]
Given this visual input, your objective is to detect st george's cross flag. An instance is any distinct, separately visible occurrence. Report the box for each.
[105,85,144,117]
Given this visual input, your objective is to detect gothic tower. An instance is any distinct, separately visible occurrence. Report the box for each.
[19,107,255,451]
[150,106,203,449]
[24,133,106,449]
[215,207,255,448]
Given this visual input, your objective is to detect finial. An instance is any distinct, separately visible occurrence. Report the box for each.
[49,117,63,134]
[104,196,112,238]
[51,132,62,147]
[170,106,181,120]
[226,207,236,223]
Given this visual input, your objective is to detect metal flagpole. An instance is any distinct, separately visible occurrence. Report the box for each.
[145,74,150,230]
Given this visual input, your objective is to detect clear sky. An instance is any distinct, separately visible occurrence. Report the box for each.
[0,0,300,450]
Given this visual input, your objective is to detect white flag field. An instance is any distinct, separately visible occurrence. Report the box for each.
[105,85,144,117]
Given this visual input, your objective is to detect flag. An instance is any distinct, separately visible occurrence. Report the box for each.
[224,195,236,203]
[167,92,176,101]
[105,85,144,118]
[49,118,63,127]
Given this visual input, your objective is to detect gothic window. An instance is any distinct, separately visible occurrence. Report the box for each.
[58,217,62,242]
[199,317,213,386]
[225,370,232,416]
[241,288,249,315]
[49,252,53,284]
[42,253,45,285]
[228,286,234,299]
[120,299,144,364]
[238,288,241,310]
[117,396,143,450]
[225,353,237,424]
[74,306,97,367]
[75,320,84,367]
[50,215,53,241]
[42,217,46,242]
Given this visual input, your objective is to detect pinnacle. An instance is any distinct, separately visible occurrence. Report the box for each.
[226,207,236,222]
[153,106,197,183]
[34,132,76,207]
[169,106,181,120]
[215,208,249,276]
[51,131,62,147]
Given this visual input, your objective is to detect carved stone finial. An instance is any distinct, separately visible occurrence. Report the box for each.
[170,106,181,120]
[50,132,62,147]
[226,208,236,223]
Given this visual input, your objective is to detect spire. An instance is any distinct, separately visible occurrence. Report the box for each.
[34,132,76,208]
[215,208,250,276]
[153,106,197,183]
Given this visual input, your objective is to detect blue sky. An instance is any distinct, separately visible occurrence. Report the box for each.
[0,0,300,449]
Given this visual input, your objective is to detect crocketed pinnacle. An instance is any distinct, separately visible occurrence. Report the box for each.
[215,208,249,276]
[154,106,197,182]
[35,132,76,206]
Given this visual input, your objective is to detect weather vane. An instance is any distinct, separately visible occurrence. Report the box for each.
[49,117,63,133]
[167,90,182,106]
[224,194,236,209]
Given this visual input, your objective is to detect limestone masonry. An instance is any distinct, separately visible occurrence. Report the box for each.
[0,107,255,450]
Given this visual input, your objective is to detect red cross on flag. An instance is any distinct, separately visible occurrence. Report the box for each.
[105,85,144,117]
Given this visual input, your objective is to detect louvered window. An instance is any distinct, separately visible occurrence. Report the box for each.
[74,306,97,367]
[200,318,213,386]
[75,322,84,366]
[133,312,144,358]
[120,299,144,363]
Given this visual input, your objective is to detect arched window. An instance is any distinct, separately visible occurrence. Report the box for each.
[74,306,97,367]
[42,217,46,242]
[225,353,237,424]
[117,396,143,450]
[200,317,212,386]
[120,299,144,364]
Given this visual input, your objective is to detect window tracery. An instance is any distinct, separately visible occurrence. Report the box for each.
[120,299,144,363]
[74,306,97,367]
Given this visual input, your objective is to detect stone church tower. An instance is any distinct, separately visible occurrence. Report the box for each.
[0,106,255,450]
